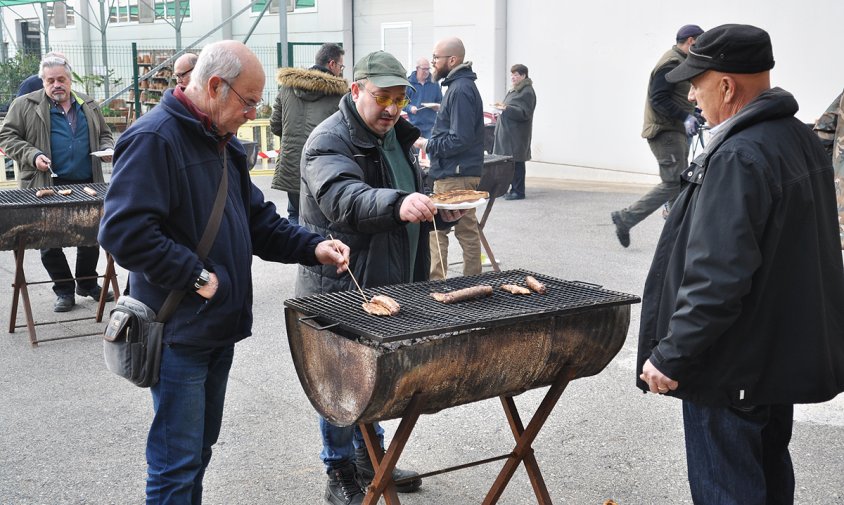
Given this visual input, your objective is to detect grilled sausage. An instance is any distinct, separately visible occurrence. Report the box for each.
[83,186,97,196]
[525,276,547,294]
[500,284,531,295]
[57,189,72,196]
[430,285,494,304]
[35,189,55,198]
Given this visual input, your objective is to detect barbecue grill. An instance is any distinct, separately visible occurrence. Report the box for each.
[284,269,639,504]
[0,183,119,345]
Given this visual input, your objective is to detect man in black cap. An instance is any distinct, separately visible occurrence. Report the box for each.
[299,50,466,505]
[636,24,844,504]
[611,24,703,247]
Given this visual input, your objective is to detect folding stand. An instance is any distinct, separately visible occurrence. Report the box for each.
[9,236,120,346]
[358,367,577,505]
[477,155,514,273]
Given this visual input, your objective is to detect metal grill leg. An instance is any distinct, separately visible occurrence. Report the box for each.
[96,253,119,321]
[360,394,426,505]
[9,238,39,346]
[483,368,577,505]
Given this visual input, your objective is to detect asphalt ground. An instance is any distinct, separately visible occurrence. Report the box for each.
[1,174,842,504]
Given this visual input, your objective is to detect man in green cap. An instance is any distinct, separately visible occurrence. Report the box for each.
[297,50,465,505]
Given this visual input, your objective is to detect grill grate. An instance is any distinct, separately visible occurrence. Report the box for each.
[285,269,640,343]
[0,183,107,208]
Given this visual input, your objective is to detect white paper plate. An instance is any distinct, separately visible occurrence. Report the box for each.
[433,198,487,210]
[420,102,439,107]
[90,149,115,158]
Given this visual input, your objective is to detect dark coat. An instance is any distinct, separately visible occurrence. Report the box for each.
[403,71,442,138]
[296,94,436,296]
[636,88,844,406]
[426,63,485,180]
[99,90,324,347]
[270,66,348,194]
[492,77,536,162]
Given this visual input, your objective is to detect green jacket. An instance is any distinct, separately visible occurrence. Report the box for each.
[492,77,537,162]
[0,89,113,188]
[641,46,694,139]
[270,67,348,194]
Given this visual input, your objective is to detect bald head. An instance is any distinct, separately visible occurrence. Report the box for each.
[174,53,197,86]
[435,37,466,63]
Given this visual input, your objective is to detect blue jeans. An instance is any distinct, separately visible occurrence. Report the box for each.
[286,193,300,226]
[146,343,235,505]
[320,416,384,472]
[683,401,794,505]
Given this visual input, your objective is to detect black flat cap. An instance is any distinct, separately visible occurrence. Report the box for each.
[666,24,775,83]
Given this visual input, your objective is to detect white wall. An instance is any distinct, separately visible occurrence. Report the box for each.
[505,0,844,179]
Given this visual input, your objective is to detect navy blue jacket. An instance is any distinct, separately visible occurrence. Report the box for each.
[99,90,324,347]
[403,72,442,138]
[426,64,484,180]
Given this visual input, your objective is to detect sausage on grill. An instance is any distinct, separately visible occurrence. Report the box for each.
[525,276,547,294]
[500,284,531,295]
[362,294,401,316]
[431,285,494,304]
[35,189,55,198]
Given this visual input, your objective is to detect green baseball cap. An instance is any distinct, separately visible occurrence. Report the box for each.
[353,51,414,90]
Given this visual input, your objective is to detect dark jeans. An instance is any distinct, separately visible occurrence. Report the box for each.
[146,343,235,504]
[40,246,100,295]
[320,417,385,471]
[683,401,795,505]
[509,161,526,197]
[286,192,300,227]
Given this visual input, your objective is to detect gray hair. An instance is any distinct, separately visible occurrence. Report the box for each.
[187,42,243,99]
[38,55,72,80]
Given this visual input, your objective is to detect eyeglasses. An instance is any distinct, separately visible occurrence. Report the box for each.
[220,78,264,114]
[174,67,193,81]
[431,54,452,62]
[363,86,410,109]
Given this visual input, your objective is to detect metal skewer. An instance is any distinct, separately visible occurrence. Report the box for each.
[46,162,58,178]
[328,234,369,304]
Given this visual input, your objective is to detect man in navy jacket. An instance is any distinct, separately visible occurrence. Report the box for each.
[98,40,349,503]
[403,57,442,138]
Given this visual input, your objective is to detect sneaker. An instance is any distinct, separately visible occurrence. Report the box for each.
[54,294,75,313]
[75,285,115,302]
[503,192,525,200]
[611,211,631,248]
[325,464,364,505]
[355,447,422,493]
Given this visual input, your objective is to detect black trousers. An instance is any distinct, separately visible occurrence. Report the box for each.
[40,246,100,295]
[41,175,100,295]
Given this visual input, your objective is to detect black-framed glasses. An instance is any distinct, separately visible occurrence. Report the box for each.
[363,86,410,109]
[174,67,193,81]
[220,78,264,113]
[431,54,452,62]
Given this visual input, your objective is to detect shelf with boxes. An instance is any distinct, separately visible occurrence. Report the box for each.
[132,50,175,108]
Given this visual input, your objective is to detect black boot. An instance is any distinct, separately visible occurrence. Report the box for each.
[355,446,422,493]
[325,463,364,505]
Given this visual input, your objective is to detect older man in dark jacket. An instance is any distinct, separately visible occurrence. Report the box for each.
[271,42,348,225]
[636,24,844,504]
[98,41,349,503]
[299,50,464,505]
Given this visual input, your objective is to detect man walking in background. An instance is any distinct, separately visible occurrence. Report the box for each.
[415,36,485,279]
[403,56,441,138]
[611,24,703,248]
[271,42,348,225]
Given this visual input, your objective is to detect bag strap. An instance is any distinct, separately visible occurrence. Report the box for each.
[156,149,229,323]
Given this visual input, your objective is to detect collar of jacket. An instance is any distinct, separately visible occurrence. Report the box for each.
[511,77,533,94]
[684,87,798,186]
[442,62,476,86]
[276,66,349,95]
[338,93,421,151]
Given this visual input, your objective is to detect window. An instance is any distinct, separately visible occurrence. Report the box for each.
[50,2,76,29]
[251,0,316,14]
[110,0,190,24]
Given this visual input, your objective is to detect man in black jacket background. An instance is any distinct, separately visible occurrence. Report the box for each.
[636,24,844,504]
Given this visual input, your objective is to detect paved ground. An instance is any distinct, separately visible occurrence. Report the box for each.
[1,174,842,504]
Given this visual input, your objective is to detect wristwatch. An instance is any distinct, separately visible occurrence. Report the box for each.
[194,269,211,290]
